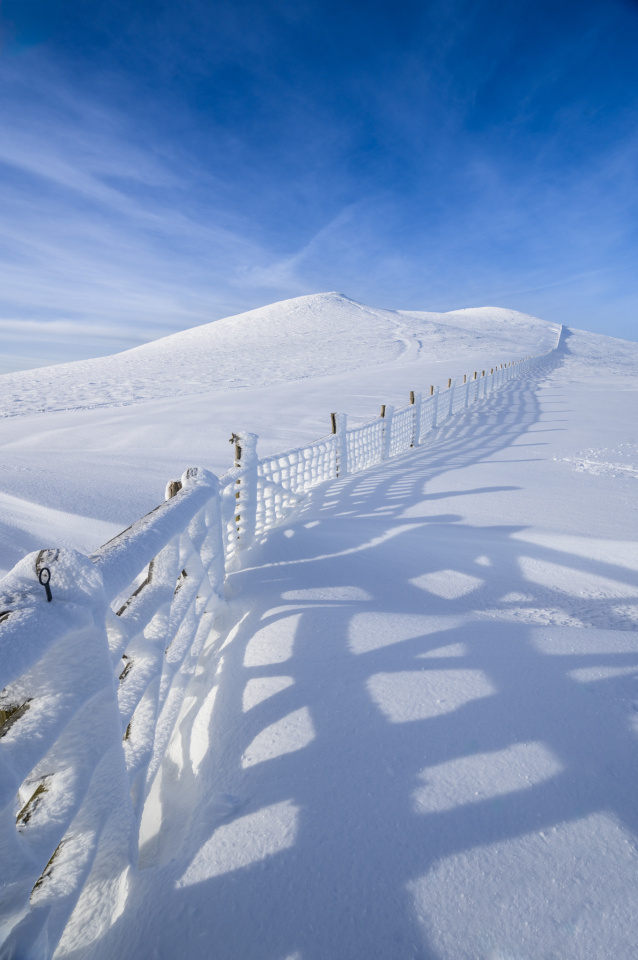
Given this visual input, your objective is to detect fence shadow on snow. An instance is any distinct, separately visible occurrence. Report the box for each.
[111,359,637,960]
[6,345,631,959]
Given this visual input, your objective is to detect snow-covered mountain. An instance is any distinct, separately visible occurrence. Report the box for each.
[2,293,638,960]
[0,293,561,418]
[0,291,636,577]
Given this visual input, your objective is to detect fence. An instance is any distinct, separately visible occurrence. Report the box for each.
[0,352,544,958]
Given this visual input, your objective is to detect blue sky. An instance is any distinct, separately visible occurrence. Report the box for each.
[1,0,637,372]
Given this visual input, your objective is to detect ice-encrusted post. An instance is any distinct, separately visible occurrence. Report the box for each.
[409,391,421,447]
[201,474,225,601]
[431,385,439,429]
[231,431,258,549]
[330,412,348,477]
[447,379,454,418]
[380,404,394,460]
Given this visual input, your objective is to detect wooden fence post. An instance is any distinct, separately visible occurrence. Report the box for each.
[447,379,455,417]
[432,386,439,428]
[202,476,225,603]
[410,391,421,446]
[331,412,348,477]
[380,404,394,460]
[230,431,258,549]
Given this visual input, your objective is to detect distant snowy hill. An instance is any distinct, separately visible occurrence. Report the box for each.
[1,290,636,576]
[0,293,561,418]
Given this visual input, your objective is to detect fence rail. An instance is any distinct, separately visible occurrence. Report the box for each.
[0,350,548,958]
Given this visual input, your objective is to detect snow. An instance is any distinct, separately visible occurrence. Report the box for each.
[2,293,638,959]
[0,294,559,420]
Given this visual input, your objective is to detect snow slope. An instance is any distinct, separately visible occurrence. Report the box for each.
[0,293,562,575]
[2,294,638,960]
[0,293,559,419]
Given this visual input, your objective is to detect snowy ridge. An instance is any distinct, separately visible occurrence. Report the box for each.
[0,294,561,418]
[0,352,545,959]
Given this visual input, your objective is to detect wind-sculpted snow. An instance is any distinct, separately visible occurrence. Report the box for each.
[0,293,560,418]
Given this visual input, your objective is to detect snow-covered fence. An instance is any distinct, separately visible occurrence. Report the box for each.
[0,351,540,958]
[0,467,224,958]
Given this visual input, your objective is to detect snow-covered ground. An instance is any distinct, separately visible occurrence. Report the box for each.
[2,294,638,959]
[0,294,559,419]
[0,295,560,575]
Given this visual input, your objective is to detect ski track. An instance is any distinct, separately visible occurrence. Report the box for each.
[2,295,638,959]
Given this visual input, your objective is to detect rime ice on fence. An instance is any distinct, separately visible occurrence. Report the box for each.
[0,468,225,958]
[0,348,548,959]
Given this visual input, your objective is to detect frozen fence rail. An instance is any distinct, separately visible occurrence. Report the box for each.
[0,350,548,958]
[0,467,224,958]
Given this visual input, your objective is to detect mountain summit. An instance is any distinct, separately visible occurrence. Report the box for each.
[0,293,560,418]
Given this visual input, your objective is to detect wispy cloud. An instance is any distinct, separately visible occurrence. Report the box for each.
[242,205,360,290]
[1,0,637,371]
[0,60,285,362]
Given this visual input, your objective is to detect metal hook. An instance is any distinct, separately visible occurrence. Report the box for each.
[38,567,52,602]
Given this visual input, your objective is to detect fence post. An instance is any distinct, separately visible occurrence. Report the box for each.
[410,391,421,446]
[201,474,225,601]
[447,380,454,418]
[432,386,439,429]
[230,431,258,549]
[331,412,348,477]
[380,404,394,460]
